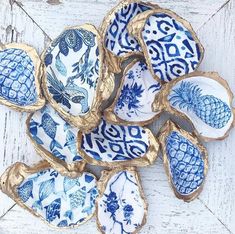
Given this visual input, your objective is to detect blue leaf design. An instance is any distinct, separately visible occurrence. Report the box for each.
[55,54,67,76]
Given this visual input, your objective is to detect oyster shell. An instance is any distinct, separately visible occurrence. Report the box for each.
[128,8,204,82]
[26,104,86,178]
[41,24,114,132]
[104,59,162,126]
[153,72,235,141]
[0,161,98,228]
[77,118,159,167]
[96,167,147,234]
[100,0,159,73]
[0,43,45,111]
[158,120,208,202]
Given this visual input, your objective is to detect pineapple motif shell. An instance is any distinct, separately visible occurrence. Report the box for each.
[41,24,114,132]
[158,120,208,202]
[96,167,147,234]
[0,43,45,111]
[153,72,235,141]
[0,161,99,228]
[128,8,204,82]
[26,104,86,178]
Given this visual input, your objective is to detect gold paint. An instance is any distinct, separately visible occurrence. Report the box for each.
[158,120,208,202]
[96,167,148,234]
[0,43,45,111]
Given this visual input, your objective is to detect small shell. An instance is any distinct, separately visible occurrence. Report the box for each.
[26,104,86,178]
[100,0,159,73]
[153,72,235,141]
[96,167,147,234]
[0,161,99,229]
[0,43,45,111]
[104,59,162,126]
[128,8,204,82]
[158,120,208,202]
[41,24,114,132]
[77,118,159,167]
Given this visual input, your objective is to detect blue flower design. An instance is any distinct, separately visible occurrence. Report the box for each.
[123,204,134,224]
[105,192,120,216]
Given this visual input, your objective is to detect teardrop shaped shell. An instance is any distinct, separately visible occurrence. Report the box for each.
[0,161,99,229]
[153,71,235,141]
[96,167,147,234]
[0,43,45,111]
[77,118,159,167]
[26,104,86,178]
[158,120,208,201]
[128,8,204,82]
[41,24,114,132]
[104,59,162,126]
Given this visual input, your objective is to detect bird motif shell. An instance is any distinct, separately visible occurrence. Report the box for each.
[77,118,159,167]
[153,72,235,141]
[26,104,86,177]
[0,161,99,228]
[104,59,162,126]
[0,43,45,111]
[96,167,147,234]
[41,24,114,132]
[158,120,208,201]
[100,0,159,73]
[128,9,204,82]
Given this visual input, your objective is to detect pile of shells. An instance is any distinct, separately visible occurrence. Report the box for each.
[0,0,234,233]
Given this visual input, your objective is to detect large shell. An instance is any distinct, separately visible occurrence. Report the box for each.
[96,167,147,234]
[77,118,159,167]
[153,72,235,141]
[0,43,45,111]
[104,59,162,126]
[26,104,86,178]
[128,8,204,82]
[0,161,98,229]
[100,0,159,73]
[41,24,114,132]
[158,120,208,202]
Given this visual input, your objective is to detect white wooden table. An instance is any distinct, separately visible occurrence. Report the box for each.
[0,0,234,233]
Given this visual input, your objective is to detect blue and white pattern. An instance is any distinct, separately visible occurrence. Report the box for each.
[114,60,161,122]
[44,27,100,116]
[166,131,205,195]
[141,12,202,82]
[81,118,149,163]
[28,104,83,163]
[97,170,146,234]
[0,48,37,106]
[17,168,98,227]
[105,2,153,57]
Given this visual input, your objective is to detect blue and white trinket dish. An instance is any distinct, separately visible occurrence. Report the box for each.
[0,43,45,111]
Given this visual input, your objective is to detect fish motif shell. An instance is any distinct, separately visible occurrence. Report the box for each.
[41,24,114,132]
[158,120,208,201]
[77,118,159,167]
[153,72,235,141]
[0,161,99,228]
[26,104,86,177]
[96,167,147,234]
[0,43,45,111]
[128,8,204,82]
[104,59,162,125]
[100,0,159,73]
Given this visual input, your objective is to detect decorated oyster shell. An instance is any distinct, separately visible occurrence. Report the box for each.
[77,118,159,167]
[0,43,45,111]
[100,0,159,73]
[153,72,235,141]
[0,161,99,228]
[26,104,86,178]
[96,167,147,234]
[104,59,162,125]
[41,24,114,132]
[158,120,208,201]
[128,8,204,82]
